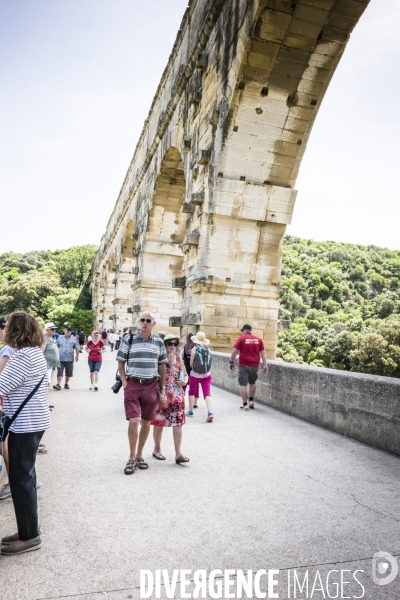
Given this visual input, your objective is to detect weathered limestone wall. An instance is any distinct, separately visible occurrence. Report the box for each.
[90,0,370,351]
[212,352,400,456]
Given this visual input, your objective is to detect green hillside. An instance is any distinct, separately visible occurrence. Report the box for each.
[0,245,97,333]
[278,236,400,377]
[1,238,399,377]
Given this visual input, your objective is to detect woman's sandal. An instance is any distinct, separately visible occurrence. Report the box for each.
[175,456,190,464]
[136,457,149,470]
[124,459,136,475]
[152,452,166,460]
[53,384,61,391]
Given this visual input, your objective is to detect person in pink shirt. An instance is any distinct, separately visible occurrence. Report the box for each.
[85,331,105,390]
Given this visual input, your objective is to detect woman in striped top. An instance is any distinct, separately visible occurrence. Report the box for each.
[0,312,50,556]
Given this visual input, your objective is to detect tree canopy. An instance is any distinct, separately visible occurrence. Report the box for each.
[0,245,97,332]
[278,236,400,377]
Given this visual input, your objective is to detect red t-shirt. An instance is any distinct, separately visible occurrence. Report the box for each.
[87,340,104,362]
[233,334,265,367]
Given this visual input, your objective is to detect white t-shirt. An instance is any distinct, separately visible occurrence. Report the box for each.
[0,345,15,361]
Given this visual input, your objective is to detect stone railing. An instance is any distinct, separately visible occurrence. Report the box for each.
[211,353,400,456]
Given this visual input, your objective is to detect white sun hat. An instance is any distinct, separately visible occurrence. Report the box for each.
[191,331,210,345]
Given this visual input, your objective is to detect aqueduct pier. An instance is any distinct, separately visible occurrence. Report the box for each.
[90,0,370,356]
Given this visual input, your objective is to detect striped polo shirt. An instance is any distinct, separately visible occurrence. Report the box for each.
[116,332,168,378]
[0,346,50,434]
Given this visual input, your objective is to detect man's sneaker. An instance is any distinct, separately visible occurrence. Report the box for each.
[186,411,194,417]
[0,483,11,500]
[206,413,214,423]
[249,400,255,409]
[240,404,249,411]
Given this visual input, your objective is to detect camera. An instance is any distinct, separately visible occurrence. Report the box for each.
[111,374,123,394]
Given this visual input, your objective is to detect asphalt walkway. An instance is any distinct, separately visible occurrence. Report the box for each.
[1,350,400,600]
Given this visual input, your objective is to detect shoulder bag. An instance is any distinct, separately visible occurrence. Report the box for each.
[0,375,45,441]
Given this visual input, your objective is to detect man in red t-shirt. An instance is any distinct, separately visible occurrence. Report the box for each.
[229,324,268,410]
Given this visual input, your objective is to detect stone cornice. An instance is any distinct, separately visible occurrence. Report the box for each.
[92,0,228,274]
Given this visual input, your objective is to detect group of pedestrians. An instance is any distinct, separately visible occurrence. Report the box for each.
[0,307,268,555]
[116,312,267,476]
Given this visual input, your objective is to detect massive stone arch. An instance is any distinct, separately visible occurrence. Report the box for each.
[135,146,187,334]
[90,0,370,355]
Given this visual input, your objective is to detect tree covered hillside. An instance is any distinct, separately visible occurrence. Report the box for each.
[0,245,97,332]
[278,236,400,377]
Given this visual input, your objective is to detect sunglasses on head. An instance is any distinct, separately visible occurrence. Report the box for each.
[167,341,178,347]
[140,318,152,323]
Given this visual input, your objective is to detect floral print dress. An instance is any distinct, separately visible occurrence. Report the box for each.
[151,357,186,427]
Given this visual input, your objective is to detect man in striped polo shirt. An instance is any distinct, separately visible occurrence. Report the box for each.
[117,311,167,474]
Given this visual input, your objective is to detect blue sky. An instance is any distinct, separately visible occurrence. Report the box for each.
[0,0,399,252]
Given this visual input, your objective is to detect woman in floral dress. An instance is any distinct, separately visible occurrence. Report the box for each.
[151,334,189,464]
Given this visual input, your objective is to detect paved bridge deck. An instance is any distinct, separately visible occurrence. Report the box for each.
[2,351,399,600]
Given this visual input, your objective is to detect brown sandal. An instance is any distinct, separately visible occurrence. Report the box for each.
[153,452,166,460]
[53,384,61,390]
[64,384,70,389]
[124,460,136,475]
[175,456,190,464]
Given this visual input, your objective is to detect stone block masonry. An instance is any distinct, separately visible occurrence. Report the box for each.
[212,352,400,456]
[89,0,370,354]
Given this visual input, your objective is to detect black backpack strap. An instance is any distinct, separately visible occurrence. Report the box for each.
[116,334,134,378]
[8,375,45,428]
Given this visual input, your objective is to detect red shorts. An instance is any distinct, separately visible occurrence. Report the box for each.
[124,379,160,422]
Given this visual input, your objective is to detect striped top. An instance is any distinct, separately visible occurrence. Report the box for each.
[0,347,50,434]
[116,332,168,378]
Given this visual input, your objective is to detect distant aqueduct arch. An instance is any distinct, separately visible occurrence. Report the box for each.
[90,0,370,356]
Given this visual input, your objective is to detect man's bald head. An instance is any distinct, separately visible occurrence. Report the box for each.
[137,311,156,339]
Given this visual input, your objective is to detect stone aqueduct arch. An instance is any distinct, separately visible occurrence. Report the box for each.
[90,0,370,356]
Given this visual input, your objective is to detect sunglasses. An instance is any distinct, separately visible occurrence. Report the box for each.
[140,318,152,323]
[166,341,178,347]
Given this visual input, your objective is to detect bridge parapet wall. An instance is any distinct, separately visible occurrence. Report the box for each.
[212,353,400,456]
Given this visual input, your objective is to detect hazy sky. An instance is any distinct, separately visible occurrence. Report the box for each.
[0,0,399,253]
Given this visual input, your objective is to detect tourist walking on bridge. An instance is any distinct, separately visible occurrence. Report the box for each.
[78,330,86,353]
[54,326,80,390]
[229,324,268,410]
[180,332,199,407]
[108,331,118,352]
[115,330,122,351]
[152,334,189,464]
[187,332,213,422]
[85,331,105,390]
[116,312,167,474]
[0,312,49,556]
[0,315,15,502]
[43,323,60,387]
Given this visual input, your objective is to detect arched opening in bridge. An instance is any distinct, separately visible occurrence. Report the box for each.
[139,146,187,333]
[110,223,138,331]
